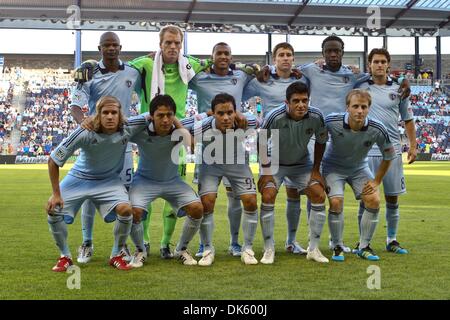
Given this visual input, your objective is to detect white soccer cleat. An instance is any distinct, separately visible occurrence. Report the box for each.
[328,240,351,253]
[129,251,147,268]
[306,247,329,263]
[241,248,258,265]
[174,249,198,266]
[285,241,307,255]
[260,248,275,264]
[198,249,215,267]
[77,244,94,264]
[119,245,132,263]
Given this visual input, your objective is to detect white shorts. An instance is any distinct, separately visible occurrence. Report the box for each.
[198,164,256,197]
[55,174,130,224]
[119,143,134,186]
[324,167,374,200]
[130,173,200,219]
[368,155,406,196]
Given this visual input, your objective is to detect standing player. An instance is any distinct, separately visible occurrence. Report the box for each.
[127,95,205,267]
[257,82,329,264]
[189,42,256,258]
[323,89,395,262]
[191,93,260,266]
[243,42,308,255]
[356,48,417,254]
[70,32,140,264]
[46,96,147,271]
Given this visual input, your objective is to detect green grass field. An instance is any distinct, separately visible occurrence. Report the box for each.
[1,162,449,300]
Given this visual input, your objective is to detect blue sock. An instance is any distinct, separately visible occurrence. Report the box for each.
[286,198,300,244]
[176,216,202,252]
[328,210,343,248]
[200,213,214,252]
[130,222,144,252]
[81,200,96,246]
[386,202,399,243]
[358,201,365,236]
[260,203,275,250]
[48,215,70,257]
[359,207,380,249]
[242,210,258,251]
[112,214,132,257]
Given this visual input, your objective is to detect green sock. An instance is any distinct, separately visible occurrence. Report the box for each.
[143,203,152,243]
[161,201,177,247]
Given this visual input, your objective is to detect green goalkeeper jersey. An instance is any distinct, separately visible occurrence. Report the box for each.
[129,55,211,119]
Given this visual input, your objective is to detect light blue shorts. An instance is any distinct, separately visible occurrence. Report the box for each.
[130,173,200,218]
[368,155,406,196]
[198,163,256,197]
[55,174,130,224]
[324,166,374,200]
[264,164,313,192]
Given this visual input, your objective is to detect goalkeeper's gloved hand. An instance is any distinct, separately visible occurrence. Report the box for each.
[73,59,98,83]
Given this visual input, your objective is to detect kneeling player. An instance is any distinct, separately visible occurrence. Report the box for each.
[191,93,260,266]
[258,82,329,264]
[129,95,204,266]
[323,89,395,262]
[46,96,147,271]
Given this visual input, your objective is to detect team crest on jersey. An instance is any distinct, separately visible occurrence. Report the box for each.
[364,141,372,147]
[389,93,397,100]
[126,80,132,88]
[122,138,128,145]
[306,128,313,135]
[231,78,238,85]
[92,138,98,144]
[186,63,192,70]
[343,76,350,83]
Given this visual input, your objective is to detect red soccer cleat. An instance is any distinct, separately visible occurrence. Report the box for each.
[109,255,132,271]
[52,256,73,272]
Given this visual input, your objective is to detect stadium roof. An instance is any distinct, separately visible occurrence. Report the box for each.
[0,0,448,36]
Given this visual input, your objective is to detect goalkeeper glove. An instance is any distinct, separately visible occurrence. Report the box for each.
[73,59,98,83]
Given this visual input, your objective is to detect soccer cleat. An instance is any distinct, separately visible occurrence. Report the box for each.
[329,240,352,253]
[144,242,150,257]
[228,243,242,257]
[160,245,174,259]
[198,249,215,267]
[119,244,132,263]
[285,241,307,255]
[241,248,258,265]
[195,243,204,258]
[174,249,198,266]
[356,245,380,261]
[77,244,94,264]
[260,248,275,264]
[52,256,73,272]
[109,255,132,270]
[386,240,408,254]
[332,245,345,262]
[306,247,329,263]
[130,251,147,268]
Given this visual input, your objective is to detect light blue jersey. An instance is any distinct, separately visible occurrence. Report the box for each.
[191,114,259,165]
[262,104,327,166]
[189,68,253,113]
[299,63,369,117]
[131,116,196,182]
[323,112,396,174]
[243,70,307,116]
[70,60,140,117]
[357,77,413,156]
[50,115,147,179]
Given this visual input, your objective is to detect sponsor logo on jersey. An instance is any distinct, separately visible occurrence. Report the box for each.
[389,93,397,100]
[126,80,132,88]
[231,78,238,85]
[186,63,192,70]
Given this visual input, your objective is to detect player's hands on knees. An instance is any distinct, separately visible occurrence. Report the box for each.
[81,115,95,131]
[408,147,417,164]
[361,180,379,196]
[258,175,275,193]
[256,65,271,83]
[46,195,64,214]
[309,170,326,190]
[73,59,97,83]
[234,111,248,129]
